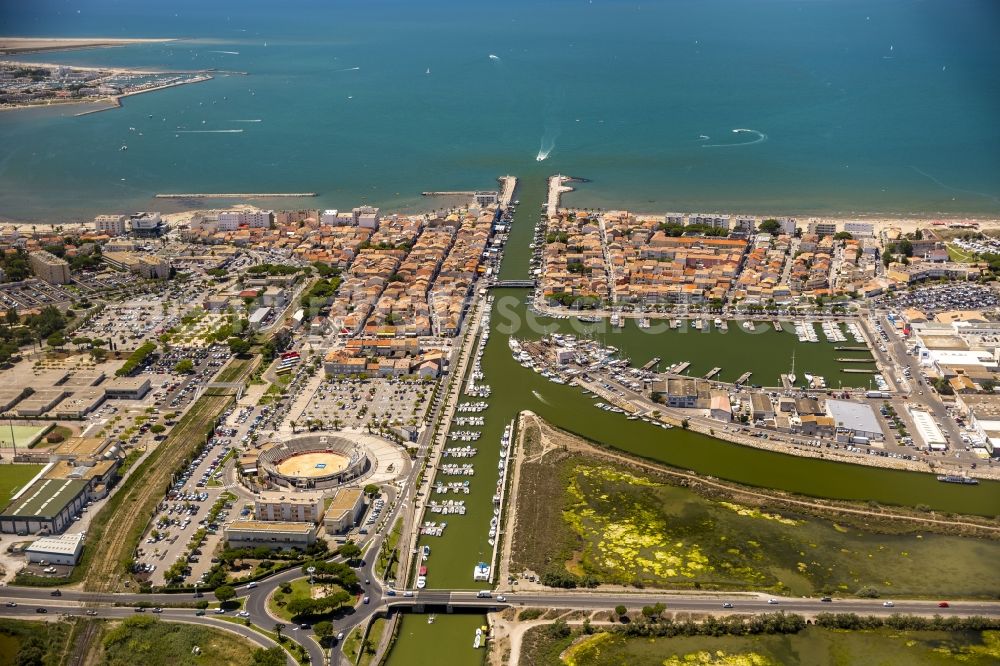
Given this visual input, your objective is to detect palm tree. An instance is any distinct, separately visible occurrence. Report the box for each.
[274,622,285,639]
[290,420,297,434]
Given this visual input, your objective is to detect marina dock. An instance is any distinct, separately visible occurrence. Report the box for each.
[640,356,661,371]
[772,320,783,332]
[842,368,876,374]
[704,367,722,380]
[671,361,691,374]
[837,357,877,363]
[421,191,476,196]
[835,346,869,351]
[155,192,317,198]
[735,371,752,385]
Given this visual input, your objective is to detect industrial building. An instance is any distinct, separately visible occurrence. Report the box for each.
[26,533,85,566]
[825,399,885,443]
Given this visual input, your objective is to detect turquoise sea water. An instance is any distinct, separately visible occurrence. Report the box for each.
[1,0,998,221]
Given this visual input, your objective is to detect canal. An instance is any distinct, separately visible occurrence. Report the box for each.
[383,613,487,666]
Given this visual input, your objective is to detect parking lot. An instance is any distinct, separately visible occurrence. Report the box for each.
[74,299,182,351]
[135,430,239,586]
[299,377,430,432]
[0,278,76,311]
[874,283,1000,313]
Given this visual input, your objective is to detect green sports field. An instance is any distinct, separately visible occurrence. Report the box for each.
[0,464,44,508]
[0,424,51,449]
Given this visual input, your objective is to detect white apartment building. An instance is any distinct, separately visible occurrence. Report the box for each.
[218,210,274,231]
[254,490,324,523]
[844,221,875,237]
[810,220,838,237]
[353,205,381,229]
[94,214,127,236]
[320,209,340,225]
[689,213,731,231]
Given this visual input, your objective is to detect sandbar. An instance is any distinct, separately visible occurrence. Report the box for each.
[0,37,175,55]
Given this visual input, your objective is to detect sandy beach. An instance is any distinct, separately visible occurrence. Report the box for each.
[0,37,175,55]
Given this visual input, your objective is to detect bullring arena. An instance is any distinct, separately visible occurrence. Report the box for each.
[258,433,370,490]
[274,450,352,479]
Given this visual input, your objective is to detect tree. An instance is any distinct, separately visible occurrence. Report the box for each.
[833,231,853,241]
[758,219,781,234]
[173,358,195,374]
[228,337,252,356]
[150,424,166,434]
[615,604,628,618]
[547,619,571,638]
[46,331,66,350]
[313,620,333,640]
[363,484,380,498]
[273,622,286,640]
[338,541,362,562]
[214,584,236,604]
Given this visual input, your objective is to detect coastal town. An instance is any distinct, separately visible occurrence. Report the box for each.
[0,174,998,664]
[2,2,999,663]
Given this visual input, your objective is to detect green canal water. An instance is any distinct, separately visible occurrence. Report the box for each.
[382,613,487,666]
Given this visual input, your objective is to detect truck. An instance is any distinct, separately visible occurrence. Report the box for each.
[865,391,888,399]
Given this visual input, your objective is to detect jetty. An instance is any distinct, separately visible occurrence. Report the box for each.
[640,356,661,372]
[671,361,691,374]
[546,174,574,219]
[835,346,869,352]
[837,357,876,363]
[842,368,876,374]
[735,371,752,385]
[498,175,518,206]
[772,321,783,332]
[421,191,476,197]
[704,367,722,380]
[155,192,317,198]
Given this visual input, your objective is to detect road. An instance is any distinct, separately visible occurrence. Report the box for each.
[0,604,296,666]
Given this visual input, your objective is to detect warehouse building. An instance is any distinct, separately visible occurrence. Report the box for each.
[26,533,85,566]
[0,477,89,535]
[825,399,885,443]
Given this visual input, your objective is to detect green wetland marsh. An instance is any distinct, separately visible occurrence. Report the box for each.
[513,450,1000,598]
[546,627,1000,666]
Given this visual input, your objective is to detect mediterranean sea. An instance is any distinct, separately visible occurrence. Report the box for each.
[1,0,998,222]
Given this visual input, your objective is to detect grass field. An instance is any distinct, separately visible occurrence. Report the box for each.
[0,464,43,508]
[524,625,1000,666]
[96,615,260,666]
[0,424,52,449]
[511,437,1000,598]
[945,243,979,263]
